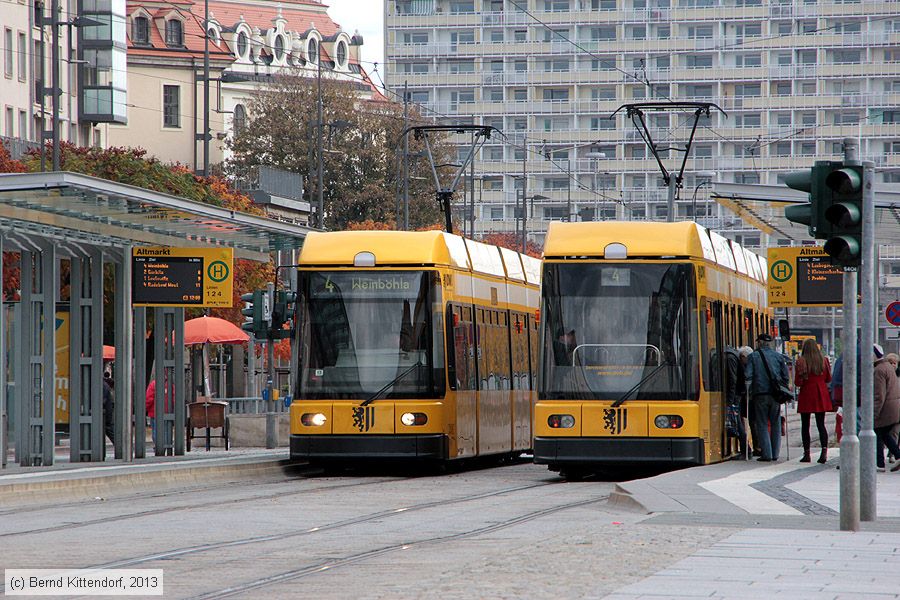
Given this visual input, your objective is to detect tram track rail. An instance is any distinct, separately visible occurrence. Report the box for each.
[0,471,412,539]
[92,481,557,570]
[187,492,609,600]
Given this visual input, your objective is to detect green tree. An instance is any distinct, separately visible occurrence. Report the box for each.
[226,73,449,230]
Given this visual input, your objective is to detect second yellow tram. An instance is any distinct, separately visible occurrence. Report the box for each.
[533,221,771,474]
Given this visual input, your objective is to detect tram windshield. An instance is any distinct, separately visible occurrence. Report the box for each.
[540,263,699,401]
[296,270,445,400]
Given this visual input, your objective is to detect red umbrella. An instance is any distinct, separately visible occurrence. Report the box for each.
[183,316,249,346]
[103,345,115,361]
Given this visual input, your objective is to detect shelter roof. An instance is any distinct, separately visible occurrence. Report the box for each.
[0,171,310,261]
[711,182,900,245]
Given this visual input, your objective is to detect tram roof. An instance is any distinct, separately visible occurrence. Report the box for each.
[298,230,540,284]
[545,221,709,260]
[544,221,765,281]
[0,171,312,261]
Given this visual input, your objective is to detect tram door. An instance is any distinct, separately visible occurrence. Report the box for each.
[706,301,726,460]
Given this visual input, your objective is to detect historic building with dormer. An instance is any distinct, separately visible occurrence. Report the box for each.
[103,0,376,171]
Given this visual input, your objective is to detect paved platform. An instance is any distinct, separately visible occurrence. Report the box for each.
[607,447,900,599]
[0,447,291,505]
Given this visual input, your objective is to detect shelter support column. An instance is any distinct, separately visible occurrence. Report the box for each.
[0,234,5,468]
[68,251,104,462]
[14,251,31,465]
[114,250,133,460]
[39,242,56,465]
[173,307,185,456]
[153,308,185,456]
[133,307,147,459]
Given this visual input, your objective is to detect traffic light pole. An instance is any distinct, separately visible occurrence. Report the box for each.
[860,158,877,522]
[840,266,860,531]
[265,282,276,450]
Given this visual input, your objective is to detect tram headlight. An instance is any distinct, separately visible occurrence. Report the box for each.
[548,414,575,429]
[401,412,428,426]
[301,413,327,427]
[654,415,683,429]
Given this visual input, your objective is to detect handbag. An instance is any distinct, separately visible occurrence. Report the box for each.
[759,351,792,404]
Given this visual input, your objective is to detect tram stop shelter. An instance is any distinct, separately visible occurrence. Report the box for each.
[0,171,310,468]
[710,181,900,245]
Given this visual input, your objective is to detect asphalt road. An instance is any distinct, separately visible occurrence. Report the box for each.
[1,460,732,599]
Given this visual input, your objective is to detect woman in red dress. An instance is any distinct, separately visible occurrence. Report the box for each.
[794,338,832,463]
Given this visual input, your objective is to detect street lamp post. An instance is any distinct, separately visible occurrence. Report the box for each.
[585,152,607,221]
[690,171,717,223]
[521,192,548,252]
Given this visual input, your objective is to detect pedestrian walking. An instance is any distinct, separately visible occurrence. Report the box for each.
[738,346,757,456]
[745,333,789,462]
[886,353,900,461]
[793,338,832,463]
[872,344,900,472]
[724,345,746,457]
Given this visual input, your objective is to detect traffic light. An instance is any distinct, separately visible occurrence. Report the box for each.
[821,164,863,267]
[783,163,832,239]
[240,290,270,338]
[783,161,865,267]
[270,290,297,339]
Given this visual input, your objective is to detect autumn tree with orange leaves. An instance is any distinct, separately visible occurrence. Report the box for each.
[479,232,543,259]
[0,142,274,333]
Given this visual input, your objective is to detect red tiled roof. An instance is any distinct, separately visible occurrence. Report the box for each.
[125,0,380,97]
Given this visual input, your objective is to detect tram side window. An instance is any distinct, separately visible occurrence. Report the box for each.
[700,300,723,392]
[478,308,511,390]
[447,304,476,391]
[510,311,531,390]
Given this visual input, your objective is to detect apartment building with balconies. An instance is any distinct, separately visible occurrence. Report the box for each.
[384,0,900,247]
[0,0,125,159]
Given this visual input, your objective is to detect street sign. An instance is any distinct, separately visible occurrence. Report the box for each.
[886,301,900,326]
[132,247,234,307]
[767,247,850,308]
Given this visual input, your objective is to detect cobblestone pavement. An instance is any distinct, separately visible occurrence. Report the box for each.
[0,462,734,599]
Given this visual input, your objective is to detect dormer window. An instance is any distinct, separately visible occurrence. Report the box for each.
[165,19,183,47]
[132,16,150,45]
[274,35,284,61]
[207,27,219,44]
[336,40,347,67]
[236,31,248,58]
[308,37,319,64]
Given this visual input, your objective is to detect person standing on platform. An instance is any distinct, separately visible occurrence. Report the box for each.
[872,344,900,472]
[794,338,832,463]
[746,333,789,462]
[739,346,757,456]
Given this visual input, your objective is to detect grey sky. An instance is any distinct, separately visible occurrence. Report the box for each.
[325,0,386,82]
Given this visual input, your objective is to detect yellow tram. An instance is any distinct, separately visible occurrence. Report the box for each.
[533,221,771,474]
[289,230,541,464]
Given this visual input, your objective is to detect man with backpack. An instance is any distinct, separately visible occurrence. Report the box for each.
[745,333,790,462]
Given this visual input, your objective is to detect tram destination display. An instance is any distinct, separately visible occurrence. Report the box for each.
[132,247,234,308]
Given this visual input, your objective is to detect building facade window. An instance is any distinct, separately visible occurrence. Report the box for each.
[233,103,246,135]
[132,16,149,44]
[336,41,347,67]
[17,32,26,80]
[4,28,12,78]
[165,19,183,47]
[236,31,248,57]
[163,85,180,128]
[273,35,285,61]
